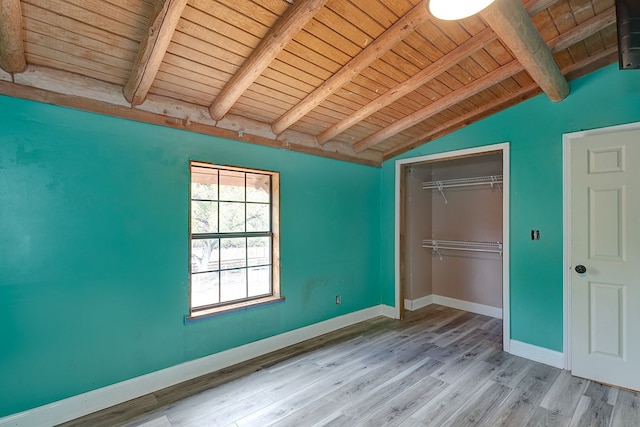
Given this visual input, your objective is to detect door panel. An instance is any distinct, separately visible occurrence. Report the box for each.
[571,128,640,391]
[588,281,624,358]
[589,187,624,260]
[588,146,625,173]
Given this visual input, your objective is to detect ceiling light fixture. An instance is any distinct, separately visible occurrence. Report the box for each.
[427,0,496,20]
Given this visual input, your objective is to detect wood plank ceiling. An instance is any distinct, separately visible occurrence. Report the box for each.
[0,0,618,166]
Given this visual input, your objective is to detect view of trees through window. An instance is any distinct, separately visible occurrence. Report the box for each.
[190,164,276,311]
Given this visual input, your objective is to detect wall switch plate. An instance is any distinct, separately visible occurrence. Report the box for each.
[336,295,341,305]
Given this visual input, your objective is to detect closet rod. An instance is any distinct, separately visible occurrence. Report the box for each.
[423,175,502,203]
[422,239,503,259]
[422,175,503,190]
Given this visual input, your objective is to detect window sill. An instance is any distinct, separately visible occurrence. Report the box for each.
[185,295,285,323]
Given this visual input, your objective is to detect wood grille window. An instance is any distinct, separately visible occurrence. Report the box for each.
[189,161,281,318]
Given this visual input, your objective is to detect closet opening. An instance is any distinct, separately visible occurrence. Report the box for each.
[395,143,510,351]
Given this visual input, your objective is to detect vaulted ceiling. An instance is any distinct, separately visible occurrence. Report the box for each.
[0,0,618,166]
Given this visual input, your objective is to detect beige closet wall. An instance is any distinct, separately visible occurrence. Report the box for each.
[430,154,503,308]
[404,166,432,300]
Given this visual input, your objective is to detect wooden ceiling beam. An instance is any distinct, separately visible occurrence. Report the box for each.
[549,6,616,52]
[384,86,542,159]
[385,46,617,160]
[209,0,329,121]
[318,1,559,145]
[270,2,430,135]
[354,8,615,153]
[383,47,617,160]
[123,0,188,106]
[565,47,618,82]
[353,61,523,152]
[0,0,26,73]
[317,28,496,145]
[480,0,569,102]
[523,0,559,16]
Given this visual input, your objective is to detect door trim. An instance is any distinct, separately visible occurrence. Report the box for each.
[562,121,640,371]
[394,142,510,352]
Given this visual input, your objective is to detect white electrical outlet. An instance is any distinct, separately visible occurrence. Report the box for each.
[335,295,341,305]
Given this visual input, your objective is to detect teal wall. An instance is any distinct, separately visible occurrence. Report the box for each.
[2,63,640,419]
[0,96,381,417]
[380,64,640,352]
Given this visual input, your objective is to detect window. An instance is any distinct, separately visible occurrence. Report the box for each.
[189,161,281,318]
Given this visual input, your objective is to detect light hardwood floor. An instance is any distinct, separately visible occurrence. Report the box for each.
[61,305,640,426]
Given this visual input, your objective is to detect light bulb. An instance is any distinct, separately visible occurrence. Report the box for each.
[428,0,496,20]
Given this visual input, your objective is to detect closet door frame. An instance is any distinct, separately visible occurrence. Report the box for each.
[394,142,510,352]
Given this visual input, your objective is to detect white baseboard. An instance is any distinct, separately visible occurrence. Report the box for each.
[509,339,565,369]
[0,305,396,427]
[405,294,502,319]
[404,295,433,311]
[432,295,503,319]
[378,304,399,319]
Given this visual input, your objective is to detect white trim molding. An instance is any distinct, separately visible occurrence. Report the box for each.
[394,143,511,351]
[0,305,396,427]
[433,295,502,319]
[562,130,573,371]
[378,304,399,319]
[404,295,434,311]
[405,295,501,319]
[509,339,565,369]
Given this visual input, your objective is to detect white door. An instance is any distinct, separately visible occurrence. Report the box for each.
[570,127,640,391]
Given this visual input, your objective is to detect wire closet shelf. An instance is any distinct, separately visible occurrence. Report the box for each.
[423,239,503,260]
[423,175,503,204]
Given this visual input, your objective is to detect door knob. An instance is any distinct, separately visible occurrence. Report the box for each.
[575,265,587,274]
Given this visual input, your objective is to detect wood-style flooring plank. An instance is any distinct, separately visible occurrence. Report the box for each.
[568,382,614,426]
[339,361,444,421]
[441,381,512,427]
[133,416,171,427]
[271,397,341,427]
[485,367,559,426]
[410,361,502,424]
[525,406,572,426]
[610,389,640,427]
[316,412,356,427]
[172,390,274,426]
[357,376,446,426]
[430,341,496,384]
[491,354,535,387]
[540,370,590,416]
[483,379,548,425]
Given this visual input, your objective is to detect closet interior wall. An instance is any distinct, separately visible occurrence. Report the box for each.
[404,152,503,311]
[404,164,433,302]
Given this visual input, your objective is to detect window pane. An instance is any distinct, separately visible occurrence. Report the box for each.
[248,266,270,297]
[191,272,219,307]
[219,202,245,232]
[248,237,270,267]
[246,203,270,232]
[219,170,245,202]
[192,201,218,233]
[192,170,218,200]
[221,238,246,269]
[221,269,247,302]
[247,173,270,203]
[191,239,219,273]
